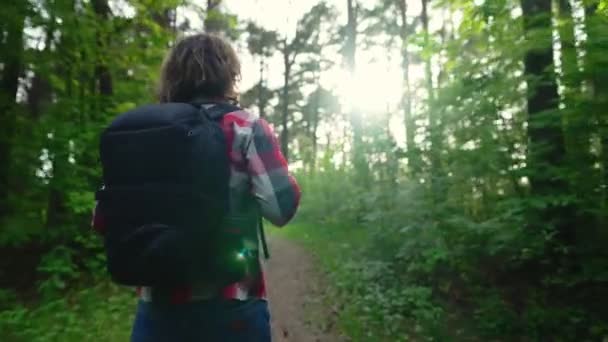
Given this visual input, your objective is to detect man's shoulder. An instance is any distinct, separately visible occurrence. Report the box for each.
[222,107,259,128]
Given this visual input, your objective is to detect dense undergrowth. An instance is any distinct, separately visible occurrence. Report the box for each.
[282,171,608,341]
[0,217,135,341]
[0,282,133,342]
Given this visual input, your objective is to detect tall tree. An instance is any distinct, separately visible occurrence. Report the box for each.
[301,86,340,172]
[205,0,222,33]
[583,2,608,211]
[0,3,26,220]
[557,0,578,93]
[583,1,605,99]
[244,22,279,119]
[366,0,421,174]
[345,0,357,71]
[92,0,114,97]
[396,0,420,174]
[521,0,572,245]
[280,38,293,160]
[555,0,598,228]
[277,2,333,161]
[420,0,434,102]
[203,0,237,38]
[345,0,369,183]
[421,0,444,200]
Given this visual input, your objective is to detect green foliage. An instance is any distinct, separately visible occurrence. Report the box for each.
[0,284,133,342]
[1,0,607,341]
[289,166,608,340]
[37,246,79,300]
[0,0,191,336]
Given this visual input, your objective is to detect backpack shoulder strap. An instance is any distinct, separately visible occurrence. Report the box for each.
[189,101,241,121]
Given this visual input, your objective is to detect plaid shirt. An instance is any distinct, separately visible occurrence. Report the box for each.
[92,105,301,303]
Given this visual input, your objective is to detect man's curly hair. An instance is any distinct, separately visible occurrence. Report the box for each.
[157,33,241,103]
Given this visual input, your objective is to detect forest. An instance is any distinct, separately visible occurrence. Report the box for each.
[1,0,608,340]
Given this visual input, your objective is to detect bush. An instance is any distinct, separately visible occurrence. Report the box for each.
[287,168,608,341]
[0,283,134,342]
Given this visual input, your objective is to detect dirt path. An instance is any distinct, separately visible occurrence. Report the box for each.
[266,236,345,342]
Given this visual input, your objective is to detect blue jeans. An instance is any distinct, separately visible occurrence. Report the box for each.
[130,299,271,342]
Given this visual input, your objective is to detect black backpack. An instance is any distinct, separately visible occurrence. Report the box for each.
[96,102,267,288]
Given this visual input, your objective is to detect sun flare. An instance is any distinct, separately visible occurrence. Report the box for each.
[331,58,403,115]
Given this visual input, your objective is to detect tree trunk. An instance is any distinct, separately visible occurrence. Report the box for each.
[421,0,443,198]
[397,0,419,175]
[421,0,434,102]
[584,2,603,98]
[583,3,608,211]
[345,0,357,71]
[92,0,113,97]
[521,0,572,244]
[281,40,291,161]
[311,87,321,173]
[556,0,596,224]
[436,10,451,88]
[28,74,52,120]
[205,0,223,33]
[0,12,25,220]
[522,0,564,186]
[258,57,266,118]
[152,8,174,31]
[558,0,578,91]
[346,0,368,184]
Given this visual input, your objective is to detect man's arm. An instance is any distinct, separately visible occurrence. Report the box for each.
[246,118,301,227]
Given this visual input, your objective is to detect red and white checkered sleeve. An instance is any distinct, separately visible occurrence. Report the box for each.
[246,118,301,227]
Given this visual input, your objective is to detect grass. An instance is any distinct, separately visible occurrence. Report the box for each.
[270,220,369,263]
[0,283,135,342]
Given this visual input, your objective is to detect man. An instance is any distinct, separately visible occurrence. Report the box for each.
[92,33,300,341]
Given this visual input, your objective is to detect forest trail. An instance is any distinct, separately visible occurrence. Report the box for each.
[266,236,345,342]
